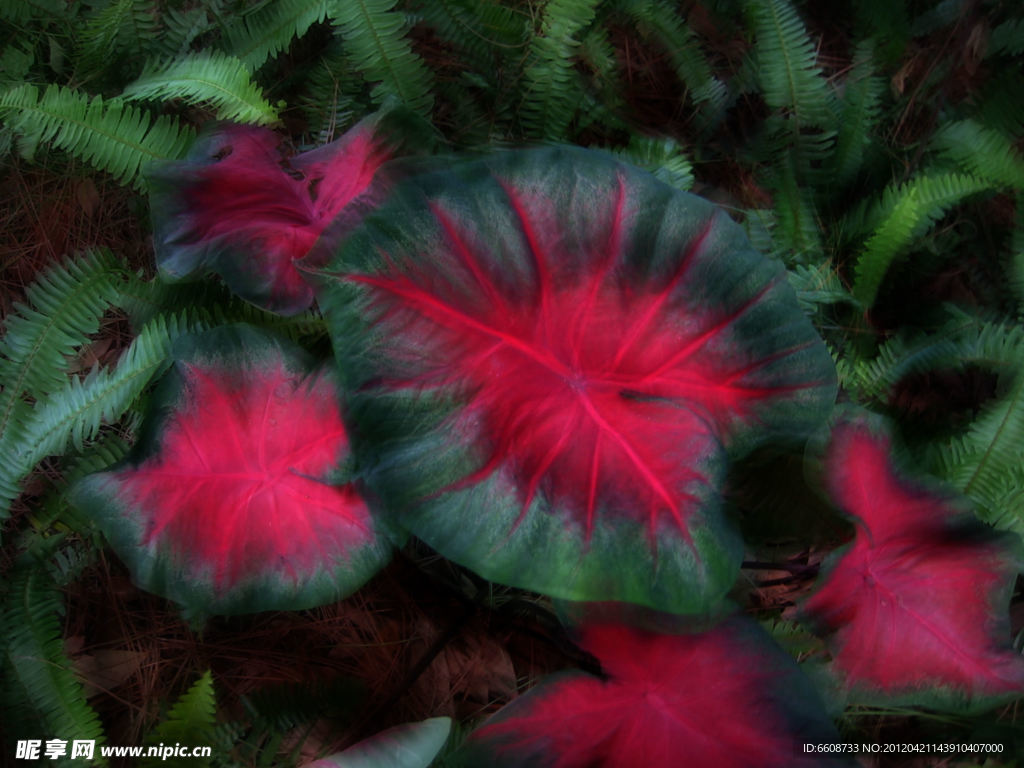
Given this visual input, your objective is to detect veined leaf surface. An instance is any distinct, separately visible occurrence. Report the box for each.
[72,325,391,615]
[802,416,1024,708]
[149,115,392,315]
[460,619,845,767]
[311,147,836,613]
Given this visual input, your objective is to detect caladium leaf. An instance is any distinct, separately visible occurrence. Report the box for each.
[149,114,396,315]
[311,147,836,613]
[802,416,1024,708]
[310,717,452,768]
[460,618,845,768]
[72,325,392,615]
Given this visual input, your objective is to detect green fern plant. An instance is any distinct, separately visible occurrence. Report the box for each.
[74,0,160,82]
[0,251,124,520]
[743,0,835,135]
[828,40,885,187]
[850,172,994,308]
[0,83,195,189]
[121,53,281,126]
[519,0,601,140]
[616,0,727,129]
[220,0,332,70]
[142,670,216,767]
[931,119,1024,191]
[413,0,526,80]
[612,135,695,192]
[1,552,108,764]
[327,0,435,118]
[930,370,1024,535]
[0,310,207,522]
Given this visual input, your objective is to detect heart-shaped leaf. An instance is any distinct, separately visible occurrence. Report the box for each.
[72,325,392,615]
[149,114,395,315]
[802,416,1024,708]
[311,147,836,613]
[310,717,452,768]
[459,618,845,767]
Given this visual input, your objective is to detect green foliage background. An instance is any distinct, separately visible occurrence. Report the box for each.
[1,0,1022,764]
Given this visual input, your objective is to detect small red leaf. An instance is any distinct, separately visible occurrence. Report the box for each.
[461,618,844,768]
[150,116,393,315]
[73,326,391,615]
[802,416,1024,706]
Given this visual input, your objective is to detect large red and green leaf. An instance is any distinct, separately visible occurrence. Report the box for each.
[459,618,845,767]
[72,325,392,615]
[802,416,1024,708]
[149,114,396,315]
[309,147,836,614]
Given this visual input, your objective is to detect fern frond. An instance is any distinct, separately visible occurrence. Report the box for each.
[221,0,331,69]
[0,84,195,189]
[155,4,221,58]
[829,40,884,186]
[1,561,107,759]
[617,0,728,125]
[414,0,527,76]
[851,172,993,307]
[988,17,1024,58]
[142,670,216,767]
[930,371,1024,534]
[575,23,628,136]
[0,0,64,23]
[519,0,600,140]
[839,312,1024,405]
[765,157,823,261]
[30,430,134,535]
[30,312,200,456]
[75,0,159,80]
[0,250,123,434]
[787,262,854,314]
[1012,201,1024,313]
[975,71,1024,138]
[122,53,279,126]
[932,119,1024,190]
[296,41,366,143]
[1,41,36,86]
[327,0,435,117]
[744,0,834,129]
[613,135,695,192]
[0,312,206,518]
[840,334,962,404]
[114,272,327,341]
